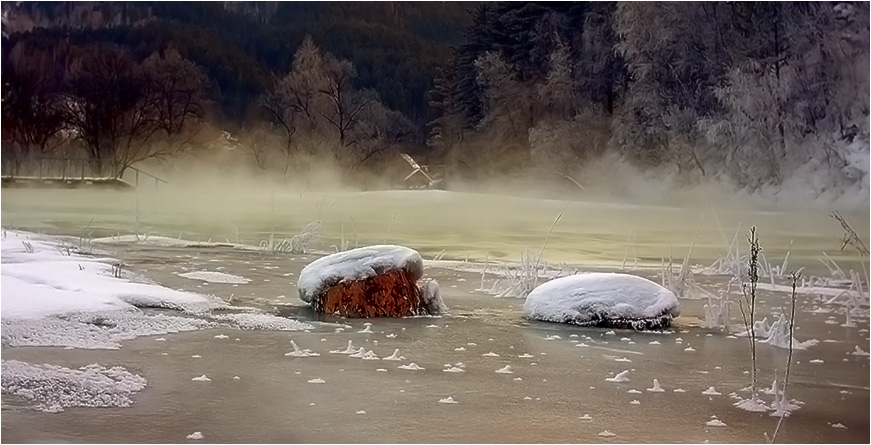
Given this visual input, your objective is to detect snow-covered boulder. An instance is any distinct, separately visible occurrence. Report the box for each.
[522,273,679,330]
[297,245,445,317]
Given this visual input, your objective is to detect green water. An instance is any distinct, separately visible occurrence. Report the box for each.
[1,187,866,275]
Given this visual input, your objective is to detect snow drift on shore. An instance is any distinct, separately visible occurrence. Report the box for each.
[1,232,311,349]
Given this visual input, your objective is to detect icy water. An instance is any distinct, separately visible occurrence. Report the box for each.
[1,245,869,443]
[1,188,867,274]
[1,188,869,443]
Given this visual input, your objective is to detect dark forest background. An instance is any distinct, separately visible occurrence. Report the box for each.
[2,2,868,196]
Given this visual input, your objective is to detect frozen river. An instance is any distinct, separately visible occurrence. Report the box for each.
[1,188,869,443]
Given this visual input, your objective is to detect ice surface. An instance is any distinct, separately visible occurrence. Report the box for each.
[179,271,251,284]
[398,363,424,371]
[285,340,320,357]
[647,379,665,392]
[1,360,147,412]
[422,279,448,315]
[211,313,312,331]
[297,245,424,303]
[523,273,679,328]
[701,386,721,396]
[733,396,769,412]
[330,341,357,354]
[606,370,630,383]
[383,349,404,361]
[851,346,869,356]
[706,417,727,427]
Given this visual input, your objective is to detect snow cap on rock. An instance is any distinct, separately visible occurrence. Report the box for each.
[297,245,423,304]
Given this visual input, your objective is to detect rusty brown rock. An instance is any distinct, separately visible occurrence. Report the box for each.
[319,268,427,318]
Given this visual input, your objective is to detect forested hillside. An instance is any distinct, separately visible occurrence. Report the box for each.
[2,1,868,203]
[431,2,869,202]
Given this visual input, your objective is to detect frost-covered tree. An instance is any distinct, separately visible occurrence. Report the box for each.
[536,42,576,121]
[475,51,532,140]
[262,36,331,174]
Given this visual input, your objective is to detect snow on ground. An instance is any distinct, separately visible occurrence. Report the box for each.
[2,233,216,319]
[297,245,423,304]
[523,273,680,328]
[0,232,310,349]
[0,360,147,413]
[178,271,251,284]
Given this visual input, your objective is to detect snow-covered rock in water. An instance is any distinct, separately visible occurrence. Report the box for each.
[1,360,147,412]
[522,273,680,330]
[296,245,446,317]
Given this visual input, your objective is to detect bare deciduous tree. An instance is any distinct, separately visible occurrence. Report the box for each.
[63,44,206,177]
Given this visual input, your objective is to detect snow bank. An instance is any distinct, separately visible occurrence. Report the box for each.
[2,235,217,319]
[523,273,680,329]
[297,245,424,303]
[1,232,310,349]
[1,360,147,413]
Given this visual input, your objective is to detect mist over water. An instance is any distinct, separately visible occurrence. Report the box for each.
[1,165,867,276]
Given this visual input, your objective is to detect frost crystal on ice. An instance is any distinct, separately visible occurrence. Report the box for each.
[1,360,147,413]
[606,370,630,383]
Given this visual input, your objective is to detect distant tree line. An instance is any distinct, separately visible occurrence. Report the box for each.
[1,1,469,182]
[2,2,868,193]
[428,2,869,192]
[2,41,207,177]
